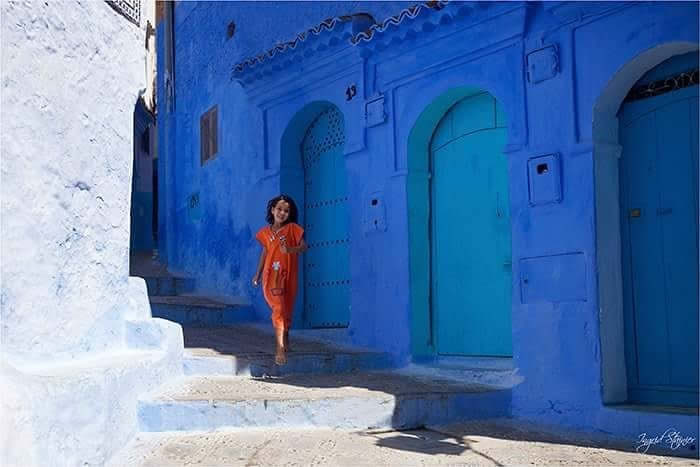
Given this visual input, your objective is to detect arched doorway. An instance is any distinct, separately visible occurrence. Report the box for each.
[410,89,512,357]
[301,106,350,328]
[281,103,350,329]
[618,52,698,407]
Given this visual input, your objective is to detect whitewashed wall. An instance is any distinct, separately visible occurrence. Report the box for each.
[0,1,182,465]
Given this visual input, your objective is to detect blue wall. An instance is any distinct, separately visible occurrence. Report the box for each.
[157,1,699,445]
[156,0,407,289]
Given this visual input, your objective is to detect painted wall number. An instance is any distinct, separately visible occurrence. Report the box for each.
[345,84,357,101]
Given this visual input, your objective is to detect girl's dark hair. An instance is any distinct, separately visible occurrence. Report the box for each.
[266,194,298,225]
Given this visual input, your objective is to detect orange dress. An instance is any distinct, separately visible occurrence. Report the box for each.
[255,222,304,331]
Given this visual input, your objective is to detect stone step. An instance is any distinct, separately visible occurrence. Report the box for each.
[149,296,255,326]
[183,349,394,377]
[181,325,393,377]
[138,372,511,432]
[396,363,523,390]
[143,276,196,296]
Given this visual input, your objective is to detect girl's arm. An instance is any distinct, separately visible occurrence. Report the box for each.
[252,249,266,286]
[281,238,307,255]
[292,238,308,254]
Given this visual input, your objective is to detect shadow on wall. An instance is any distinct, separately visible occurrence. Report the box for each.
[130,96,157,256]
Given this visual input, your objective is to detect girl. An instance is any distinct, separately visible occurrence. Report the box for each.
[252,195,307,365]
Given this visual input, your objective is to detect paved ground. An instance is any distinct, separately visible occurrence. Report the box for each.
[116,280,697,466]
[109,420,697,466]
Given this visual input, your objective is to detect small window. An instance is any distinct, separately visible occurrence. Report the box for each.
[200,106,218,165]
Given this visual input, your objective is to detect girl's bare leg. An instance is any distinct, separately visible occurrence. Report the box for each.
[283,330,291,352]
[275,327,287,365]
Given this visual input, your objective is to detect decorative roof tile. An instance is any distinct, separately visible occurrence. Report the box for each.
[233,15,354,74]
[231,1,534,87]
[350,1,448,45]
[231,2,447,79]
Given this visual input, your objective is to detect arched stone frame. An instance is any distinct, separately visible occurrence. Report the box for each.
[279,100,347,328]
[254,60,365,171]
[594,41,699,404]
[279,100,340,220]
[396,45,527,172]
[400,55,526,357]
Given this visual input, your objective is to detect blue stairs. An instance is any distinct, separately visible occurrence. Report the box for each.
[129,254,511,434]
[137,323,511,433]
[130,253,255,327]
[149,295,255,326]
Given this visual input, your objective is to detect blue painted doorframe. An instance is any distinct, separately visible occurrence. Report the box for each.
[302,107,351,328]
[430,92,512,356]
[619,57,699,407]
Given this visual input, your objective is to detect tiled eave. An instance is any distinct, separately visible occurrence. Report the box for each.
[231,1,449,86]
[351,1,532,57]
[231,1,529,87]
[231,16,356,85]
[349,1,448,47]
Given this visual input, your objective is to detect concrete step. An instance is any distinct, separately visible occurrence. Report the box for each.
[396,363,523,390]
[184,349,393,377]
[181,325,393,377]
[143,276,196,296]
[138,372,510,432]
[149,296,254,326]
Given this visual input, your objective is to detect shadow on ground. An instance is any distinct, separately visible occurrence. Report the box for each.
[366,420,699,461]
[170,323,698,461]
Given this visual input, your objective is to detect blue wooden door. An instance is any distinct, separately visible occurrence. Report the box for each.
[431,93,512,356]
[619,83,699,407]
[302,107,350,328]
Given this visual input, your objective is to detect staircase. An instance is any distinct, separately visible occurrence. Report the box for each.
[137,323,512,433]
[130,252,255,326]
[128,253,513,440]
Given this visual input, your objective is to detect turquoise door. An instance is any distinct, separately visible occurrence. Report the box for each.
[430,92,512,356]
[301,107,350,328]
[619,82,699,407]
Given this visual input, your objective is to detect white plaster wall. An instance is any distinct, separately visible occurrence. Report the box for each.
[0,325,182,467]
[1,0,144,360]
[1,1,183,465]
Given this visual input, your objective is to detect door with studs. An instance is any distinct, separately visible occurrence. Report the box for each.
[302,107,351,328]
